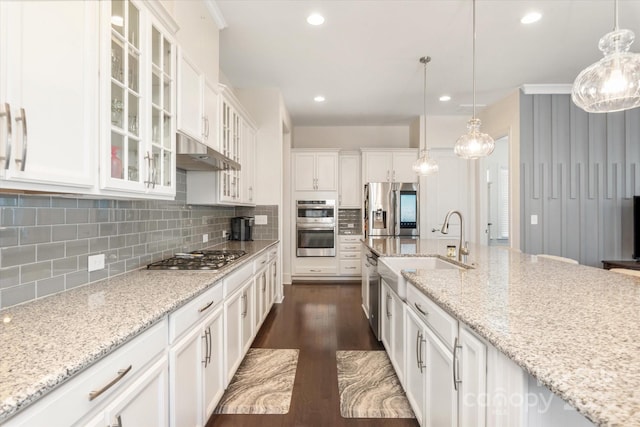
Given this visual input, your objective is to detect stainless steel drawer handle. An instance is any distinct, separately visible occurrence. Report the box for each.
[414,302,428,316]
[89,365,132,401]
[198,300,214,313]
[15,108,27,171]
[1,103,11,170]
[453,337,462,391]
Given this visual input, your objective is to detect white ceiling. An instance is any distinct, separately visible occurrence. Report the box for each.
[215,0,640,126]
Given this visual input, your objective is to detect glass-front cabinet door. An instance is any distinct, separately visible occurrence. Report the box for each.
[101,0,176,198]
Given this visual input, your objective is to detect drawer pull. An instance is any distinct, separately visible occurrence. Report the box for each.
[309,269,322,272]
[345,266,357,270]
[89,365,132,401]
[198,300,214,313]
[414,302,428,316]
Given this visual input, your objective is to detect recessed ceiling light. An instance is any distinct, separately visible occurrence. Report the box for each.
[314,95,326,103]
[439,95,451,102]
[307,13,325,26]
[521,11,542,24]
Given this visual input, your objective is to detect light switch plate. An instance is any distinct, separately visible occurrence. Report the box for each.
[255,215,268,225]
[88,254,105,272]
[531,214,538,225]
[203,233,209,243]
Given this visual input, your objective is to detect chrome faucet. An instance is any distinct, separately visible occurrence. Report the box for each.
[440,210,469,262]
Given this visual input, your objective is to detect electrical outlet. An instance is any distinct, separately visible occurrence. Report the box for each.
[531,214,538,225]
[255,215,268,225]
[222,230,229,238]
[202,233,209,243]
[88,254,105,272]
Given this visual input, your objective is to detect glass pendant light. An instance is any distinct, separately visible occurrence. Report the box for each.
[413,56,439,176]
[572,0,640,113]
[454,0,495,160]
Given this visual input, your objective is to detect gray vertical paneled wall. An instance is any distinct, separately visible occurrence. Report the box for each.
[520,92,640,266]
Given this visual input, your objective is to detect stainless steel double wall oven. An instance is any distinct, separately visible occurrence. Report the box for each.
[296,200,336,257]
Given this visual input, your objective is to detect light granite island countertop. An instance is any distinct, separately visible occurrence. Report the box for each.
[0,240,278,423]
[364,237,640,427]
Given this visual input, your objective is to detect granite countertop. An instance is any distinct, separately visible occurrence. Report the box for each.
[364,237,640,427]
[0,240,278,423]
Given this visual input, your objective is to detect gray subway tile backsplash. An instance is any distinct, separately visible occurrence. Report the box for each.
[0,170,279,309]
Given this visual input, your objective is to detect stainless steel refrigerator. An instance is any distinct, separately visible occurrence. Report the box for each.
[364,182,419,237]
[363,182,419,340]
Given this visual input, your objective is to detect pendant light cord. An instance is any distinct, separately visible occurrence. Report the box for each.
[420,56,431,153]
[423,57,428,152]
[614,0,619,30]
[472,0,477,120]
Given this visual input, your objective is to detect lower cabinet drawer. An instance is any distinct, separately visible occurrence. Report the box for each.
[169,283,223,343]
[5,320,168,427]
[339,260,361,275]
[406,283,458,350]
[339,252,360,260]
[294,265,338,275]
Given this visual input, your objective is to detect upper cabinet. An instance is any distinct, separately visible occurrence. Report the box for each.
[339,152,361,208]
[176,50,204,142]
[362,149,418,184]
[186,85,257,206]
[0,1,99,192]
[293,150,338,192]
[99,0,178,198]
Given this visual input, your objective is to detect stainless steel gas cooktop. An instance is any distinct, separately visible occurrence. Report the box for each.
[147,249,247,270]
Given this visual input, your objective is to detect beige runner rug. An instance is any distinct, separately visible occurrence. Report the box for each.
[336,350,415,418]
[214,348,299,414]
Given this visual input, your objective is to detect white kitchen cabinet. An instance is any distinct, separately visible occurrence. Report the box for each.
[99,0,177,199]
[405,307,427,425]
[241,278,255,354]
[268,248,278,306]
[293,150,339,191]
[459,325,487,427]
[0,0,98,192]
[224,286,243,387]
[4,320,167,427]
[424,325,457,427]
[177,49,204,142]
[381,280,405,386]
[405,306,457,427]
[170,304,224,427]
[240,120,256,205]
[339,152,361,207]
[339,235,362,276]
[362,149,418,184]
[100,356,169,427]
[176,49,219,150]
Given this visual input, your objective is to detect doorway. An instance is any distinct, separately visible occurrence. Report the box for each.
[485,136,509,246]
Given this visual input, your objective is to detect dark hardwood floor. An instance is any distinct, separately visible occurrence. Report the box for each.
[206,282,419,427]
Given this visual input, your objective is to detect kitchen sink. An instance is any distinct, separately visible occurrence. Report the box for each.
[378,256,462,300]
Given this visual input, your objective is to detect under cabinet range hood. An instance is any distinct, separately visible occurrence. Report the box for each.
[175,133,241,171]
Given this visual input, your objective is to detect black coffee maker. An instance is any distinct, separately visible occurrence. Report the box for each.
[230,216,254,241]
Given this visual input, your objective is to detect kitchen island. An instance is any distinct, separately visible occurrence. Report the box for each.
[0,240,278,424]
[365,237,640,427]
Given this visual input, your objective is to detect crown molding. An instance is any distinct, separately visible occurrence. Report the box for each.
[521,84,572,94]
[204,0,228,30]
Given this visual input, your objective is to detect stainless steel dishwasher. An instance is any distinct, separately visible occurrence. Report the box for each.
[364,249,380,340]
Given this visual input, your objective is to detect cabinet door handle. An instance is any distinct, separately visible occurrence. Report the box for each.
[206,326,212,365]
[453,337,462,391]
[392,170,396,182]
[386,293,391,318]
[262,272,267,291]
[198,300,214,313]
[144,152,152,188]
[414,302,428,317]
[1,103,12,170]
[386,170,390,182]
[15,108,27,171]
[241,293,247,317]
[88,365,132,401]
[202,328,210,367]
